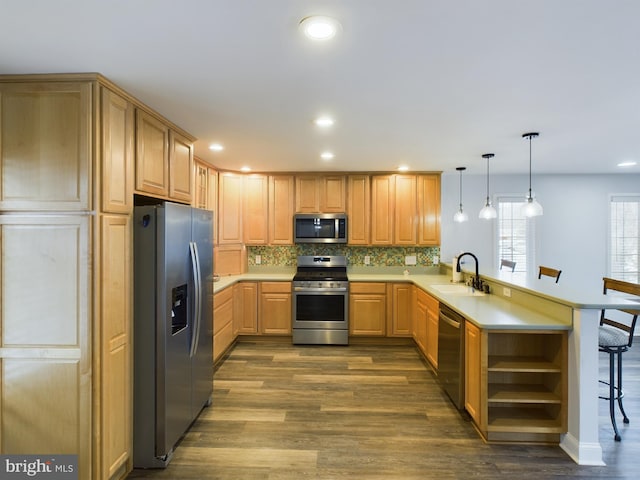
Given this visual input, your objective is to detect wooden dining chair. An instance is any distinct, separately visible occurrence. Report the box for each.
[538,266,561,283]
[500,259,516,272]
[598,277,640,441]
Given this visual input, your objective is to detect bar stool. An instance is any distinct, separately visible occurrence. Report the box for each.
[538,265,561,283]
[500,259,516,272]
[598,277,640,441]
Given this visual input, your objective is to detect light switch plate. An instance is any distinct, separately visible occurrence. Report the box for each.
[405,255,417,265]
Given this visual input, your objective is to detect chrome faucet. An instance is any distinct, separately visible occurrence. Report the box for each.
[456,252,484,290]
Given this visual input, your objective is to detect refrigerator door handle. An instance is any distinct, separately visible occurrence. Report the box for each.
[189,241,202,357]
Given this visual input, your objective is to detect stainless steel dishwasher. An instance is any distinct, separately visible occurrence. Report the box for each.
[437,304,465,410]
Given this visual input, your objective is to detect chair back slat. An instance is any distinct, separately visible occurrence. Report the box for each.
[500,259,516,272]
[601,277,640,348]
[538,266,562,283]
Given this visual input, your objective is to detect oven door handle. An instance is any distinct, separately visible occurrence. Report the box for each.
[293,287,348,293]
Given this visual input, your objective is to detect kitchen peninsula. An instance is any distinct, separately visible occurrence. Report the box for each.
[214,265,640,466]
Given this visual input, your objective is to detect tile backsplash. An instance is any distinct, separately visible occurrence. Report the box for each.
[247,245,440,268]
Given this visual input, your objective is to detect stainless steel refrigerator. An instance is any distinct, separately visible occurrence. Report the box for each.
[133,202,214,468]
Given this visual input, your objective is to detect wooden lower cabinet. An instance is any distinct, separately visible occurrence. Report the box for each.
[213,286,235,363]
[413,289,428,355]
[259,282,292,334]
[349,282,387,336]
[413,287,438,368]
[388,283,412,336]
[464,321,484,426]
[425,294,439,368]
[465,326,568,444]
[235,282,258,334]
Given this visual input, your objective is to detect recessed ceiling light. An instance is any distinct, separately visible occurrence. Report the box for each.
[209,143,224,152]
[314,116,335,127]
[321,152,335,160]
[299,16,341,41]
[397,165,410,172]
[617,161,637,167]
[240,166,251,172]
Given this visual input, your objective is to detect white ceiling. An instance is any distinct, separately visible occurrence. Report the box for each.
[2,0,640,175]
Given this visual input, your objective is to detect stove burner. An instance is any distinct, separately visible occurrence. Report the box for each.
[293,255,348,285]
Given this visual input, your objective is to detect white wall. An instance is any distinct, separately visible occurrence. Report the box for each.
[440,172,640,292]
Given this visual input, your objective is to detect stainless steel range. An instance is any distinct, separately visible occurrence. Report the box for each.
[292,255,349,345]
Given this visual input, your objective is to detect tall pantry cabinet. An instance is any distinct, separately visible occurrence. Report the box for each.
[0,73,191,480]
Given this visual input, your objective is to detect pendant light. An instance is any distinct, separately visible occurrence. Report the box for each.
[453,167,468,223]
[479,153,497,219]
[521,132,543,217]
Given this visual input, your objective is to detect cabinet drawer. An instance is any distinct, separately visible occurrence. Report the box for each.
[350,282,386,294]
[213,287,234,334]
[261,282,291,293]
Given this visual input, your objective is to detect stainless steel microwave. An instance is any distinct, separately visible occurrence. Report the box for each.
[294,213,347,244]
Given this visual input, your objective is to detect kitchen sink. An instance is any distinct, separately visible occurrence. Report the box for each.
[429,283,486,296]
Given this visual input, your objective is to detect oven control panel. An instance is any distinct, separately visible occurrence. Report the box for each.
[293,281,349,291]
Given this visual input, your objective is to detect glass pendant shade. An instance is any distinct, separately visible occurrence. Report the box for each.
[521,132,543,217]
[479,201,497,219]
[453,167,468,223]
[479,153,496,220]
[454,208,468,223]
[522,194,543,217]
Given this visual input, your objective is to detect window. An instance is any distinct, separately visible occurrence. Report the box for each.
[497,196,534,274]
[610,195,640,283]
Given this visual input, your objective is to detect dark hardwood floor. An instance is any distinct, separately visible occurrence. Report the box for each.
[128,341,640,479]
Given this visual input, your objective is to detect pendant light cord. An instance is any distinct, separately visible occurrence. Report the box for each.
[459,169,463,208]
[528,134,533,199]
[523,132,539,200]
[480,153,494,207]
[486,157,490,204]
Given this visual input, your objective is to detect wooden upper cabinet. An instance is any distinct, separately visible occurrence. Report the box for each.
[370,175,394,245]
[295,175,319,212]
[347,175,370,245]
[243,174,269,245]
[194,160,209,210]
[218,172,243,244]
[295,174,346,213]
[269,175,294,244]
[417,174,441,245]
[101,87,133,214]
[0,81,91,211]
[135,109,169,197]
[394,174,417,244]
[193,159,218,244]
[208,167,218,216]
[168,130,193,203]
[321,175,346,212]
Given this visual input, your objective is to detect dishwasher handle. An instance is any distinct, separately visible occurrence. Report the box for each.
[439,309,462,329]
